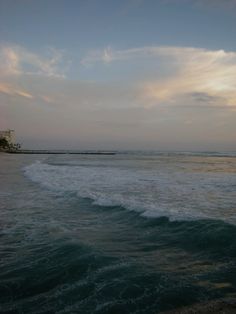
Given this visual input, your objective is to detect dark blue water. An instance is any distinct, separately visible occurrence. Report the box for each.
[0,152,236,313]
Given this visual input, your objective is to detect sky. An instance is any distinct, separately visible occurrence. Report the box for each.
[0,0,236,150]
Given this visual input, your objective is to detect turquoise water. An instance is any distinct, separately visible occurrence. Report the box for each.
[0,152,236,313]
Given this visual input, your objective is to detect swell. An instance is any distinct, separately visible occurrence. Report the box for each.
[1,222,236,314]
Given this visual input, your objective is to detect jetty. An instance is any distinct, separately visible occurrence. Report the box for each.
[7,150,116,155]
[0,129,116,155]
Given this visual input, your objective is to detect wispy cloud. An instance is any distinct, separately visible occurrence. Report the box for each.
[141,47,236,108]
[2,42,236,110]
[1,43,235,149]
[0,43,67,78]
[0,82,33,99]
[82,45,236,108]
[0,43,68,101]
[81,46,164,65]
[81,46,115,65]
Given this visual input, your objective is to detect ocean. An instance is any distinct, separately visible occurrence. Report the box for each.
[1,151,236,313]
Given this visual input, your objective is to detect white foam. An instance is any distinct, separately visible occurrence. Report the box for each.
[24,158,236,223]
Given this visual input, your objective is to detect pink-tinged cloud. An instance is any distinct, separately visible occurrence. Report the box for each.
[40,95,55,103]
[1,43,235,150]
[0,83,33,99]
[140,48,236,108]
[0,43,66,78]
[0,43,68,102]
[82,45,236,108]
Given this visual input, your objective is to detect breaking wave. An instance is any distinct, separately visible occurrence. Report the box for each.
[24,159,236,223]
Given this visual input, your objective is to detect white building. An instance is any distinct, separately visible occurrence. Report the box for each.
[0,130,15,145]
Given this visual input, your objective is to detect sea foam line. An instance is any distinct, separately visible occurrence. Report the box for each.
[24,161,236,223]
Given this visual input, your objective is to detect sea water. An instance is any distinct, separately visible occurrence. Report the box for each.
[0,152,236,313]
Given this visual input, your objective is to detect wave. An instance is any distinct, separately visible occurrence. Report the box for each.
[24,160,236,223]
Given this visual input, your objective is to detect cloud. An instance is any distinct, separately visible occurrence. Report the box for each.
[82,45,236,108]
[0,43,66,78]
[1,43,236,150]
[81,46,115,65]
[189,92,224,104]
[0,43,68,101]
[141,47,236,108]
[81,46,161,65]
[2,42,236,111]
[0,82,33,99]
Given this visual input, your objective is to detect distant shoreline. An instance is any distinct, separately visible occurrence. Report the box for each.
[6,149,116,155]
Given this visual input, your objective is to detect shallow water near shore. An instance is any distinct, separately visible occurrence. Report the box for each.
[1,152,236,313]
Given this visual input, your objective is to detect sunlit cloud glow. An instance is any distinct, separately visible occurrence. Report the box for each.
[0,82,33,99]
[0,43,68,101]
[141,48,236,107]
[1,0,236,150]
[82,45,236,108]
